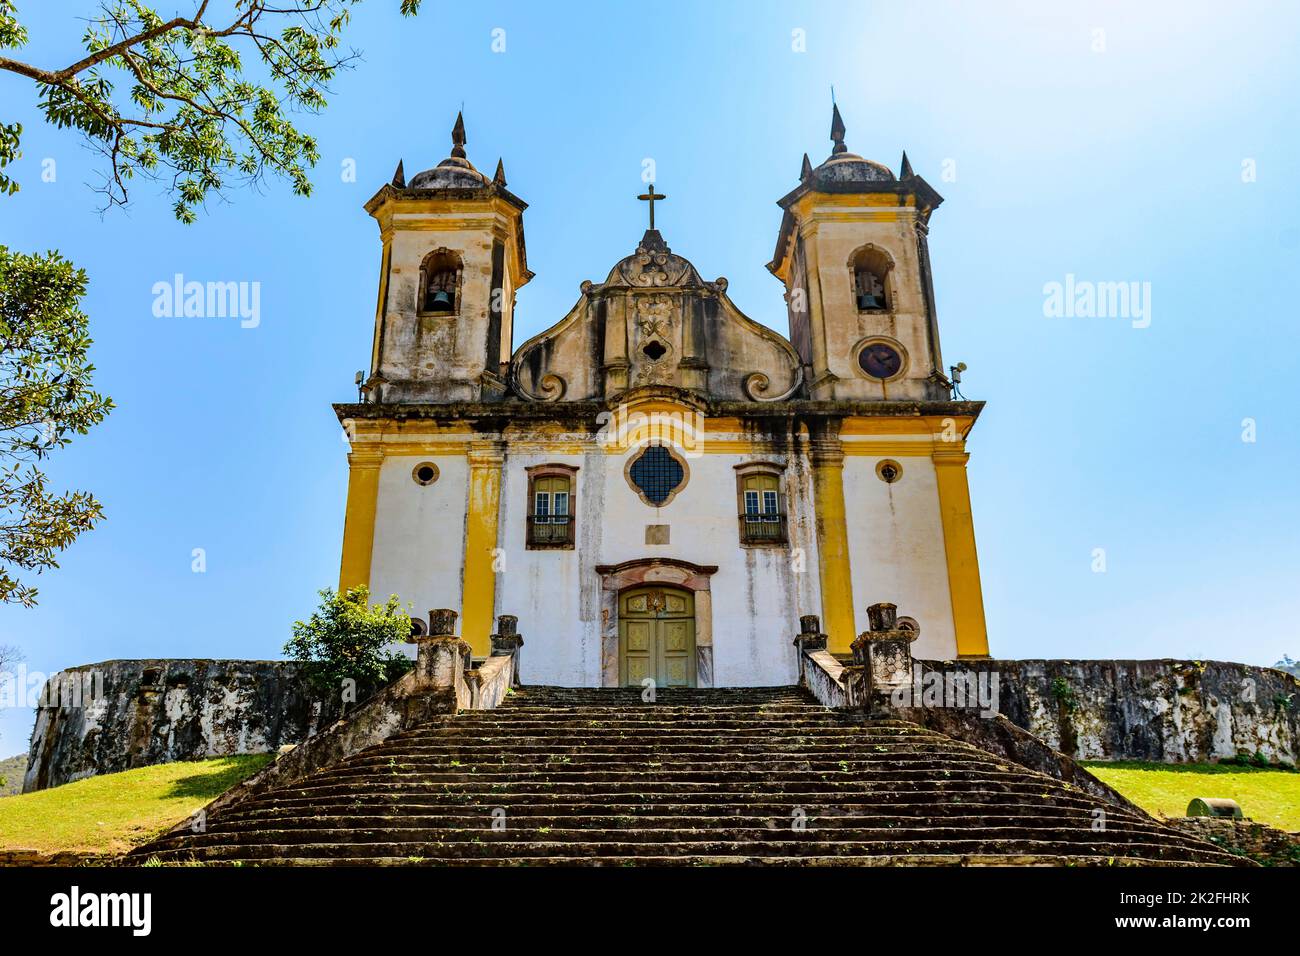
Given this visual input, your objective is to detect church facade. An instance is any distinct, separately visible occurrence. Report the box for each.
[335,108,989,689]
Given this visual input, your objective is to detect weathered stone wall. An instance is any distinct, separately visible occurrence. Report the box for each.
[22,659,368,793]
[920,659,1300,765]
[1166,817,1299,866]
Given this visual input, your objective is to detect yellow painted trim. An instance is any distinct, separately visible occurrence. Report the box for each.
[933,449,990,657]
[793,191,922,212]
[347,419,475,440]
[810,444,857,654]
[461,442,505,656]
[842,440,937,457]
[338,448,385,594]
[368,441,471,456]
[839,415,976,437]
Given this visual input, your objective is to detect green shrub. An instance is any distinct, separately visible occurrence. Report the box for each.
[284,586,413,695]
[1051,677,1077,712]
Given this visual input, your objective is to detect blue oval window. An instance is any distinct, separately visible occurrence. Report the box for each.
[629,445,684,506]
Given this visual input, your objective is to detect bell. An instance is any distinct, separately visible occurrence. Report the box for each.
[428,289,453,312]
[857,292,884,310]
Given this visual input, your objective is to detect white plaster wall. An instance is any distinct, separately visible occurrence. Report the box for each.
[494,447,809,687]
[842,455,957,660]
[495,451,593,685]
[370,455,469,647]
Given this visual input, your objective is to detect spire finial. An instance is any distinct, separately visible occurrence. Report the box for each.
[899,150,914,178]
[800,152,813,181]
[830,103,847,155]
[392,159,405,188]
[493,158,507,186]
[451,111,467,159]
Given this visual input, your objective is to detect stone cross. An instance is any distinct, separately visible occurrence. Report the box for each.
[637,184,666,230]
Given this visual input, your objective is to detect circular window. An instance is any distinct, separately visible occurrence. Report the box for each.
[412,462,440,486]
[857,341,905,380]
[876,459,903,484]
[626,444,687,506]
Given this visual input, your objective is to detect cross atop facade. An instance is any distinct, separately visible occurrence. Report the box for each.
[637,184,666,230]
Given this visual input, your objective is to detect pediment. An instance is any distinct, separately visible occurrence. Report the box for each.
[511,233,803,404]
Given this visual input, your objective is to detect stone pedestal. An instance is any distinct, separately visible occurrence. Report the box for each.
[851,602,919,714]
[489,614,524,687]
[408,608,471,695]
[490,614,524,656]
[793,614,828,653]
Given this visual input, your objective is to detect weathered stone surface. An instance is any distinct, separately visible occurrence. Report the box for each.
[919,659,1300,765]
[895,705,1142,815]
[1166,817,1299,867]
[153,643,519,840]
[0,850,113,867]
[22,660,378,793]
[129,686,1243,867]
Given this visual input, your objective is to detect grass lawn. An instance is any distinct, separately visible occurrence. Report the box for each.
[1083,761,1300,832]
[0,754,272,856]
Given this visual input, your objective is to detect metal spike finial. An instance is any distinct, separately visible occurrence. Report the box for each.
[451,111,467,159]
[899,150,914,178]
[830,103,847,155]
[800,152,813,181]
[493,158,507,186]
[391,159,405,188]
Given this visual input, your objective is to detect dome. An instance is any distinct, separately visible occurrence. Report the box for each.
[810,150,896,186]
[408,156,490,190]
[405,112,492,191]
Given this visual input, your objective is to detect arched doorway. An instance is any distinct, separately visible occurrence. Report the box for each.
[619,586,696,687]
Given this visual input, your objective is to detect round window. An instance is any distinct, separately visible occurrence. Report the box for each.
[412,462,440,486]
[876,459,903,484]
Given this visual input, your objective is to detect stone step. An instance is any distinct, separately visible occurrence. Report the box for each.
[137,838,1237,864]
[187,810,1155,833]
[146,824,1213,855]
[320,755,1031,776]
[327,754,1013,780]
[216,795,1139,825]
[340,743,991,760]
[141,853,1228,868]
[128,684,1241,867]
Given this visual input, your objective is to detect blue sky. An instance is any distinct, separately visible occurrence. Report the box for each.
[1,1,1298,751]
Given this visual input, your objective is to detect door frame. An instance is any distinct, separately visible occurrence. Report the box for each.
[594,558,718,688]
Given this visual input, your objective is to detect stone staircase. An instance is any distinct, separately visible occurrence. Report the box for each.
[131,685,1241,866]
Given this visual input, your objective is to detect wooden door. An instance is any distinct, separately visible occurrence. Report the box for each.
[618,586,695,688]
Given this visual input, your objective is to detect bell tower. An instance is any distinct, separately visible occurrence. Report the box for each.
[768,106,948,402]
[362,113,532,403]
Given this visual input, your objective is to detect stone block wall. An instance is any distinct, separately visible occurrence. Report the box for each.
[920,659,1299,765]
[22,659,368,793]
